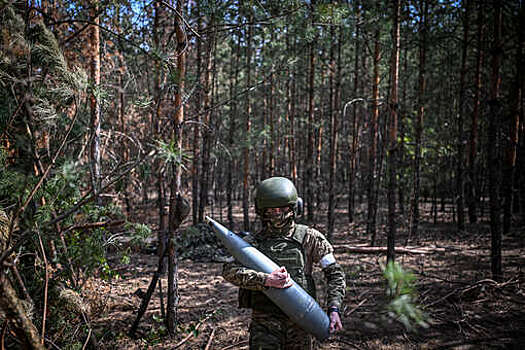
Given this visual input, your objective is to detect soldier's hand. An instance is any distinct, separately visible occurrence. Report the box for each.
[264,266,293,289]
[329,311,343,333]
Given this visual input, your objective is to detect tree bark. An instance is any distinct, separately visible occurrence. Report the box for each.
[348,0,361,224]
[387,0,401,263]
[368,24,380,244]
[192,3,202,225]
[89,5,101,206]
[502,4,524,235]
[467,2,484,224]
[411,0,427,238]
[199,16,215,223]
[242,9,252,231]
[488,0,503,281]
[457,0,469,232]
[167,0,187,336]
[306,0,316,223]
[327,25,338,241]
[227,30,241,229]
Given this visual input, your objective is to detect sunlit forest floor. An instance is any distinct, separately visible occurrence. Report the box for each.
[85,202,525,349]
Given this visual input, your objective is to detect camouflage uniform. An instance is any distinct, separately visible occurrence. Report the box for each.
[222,221,346,350]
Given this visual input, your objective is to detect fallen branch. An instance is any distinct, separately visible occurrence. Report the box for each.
[426,277,520,308]
[173,313,214,349]
[220,341,249,350]
[63,220,125,233]
[344,298,367,317]
[204,327,216,350]
[333,245,445,255]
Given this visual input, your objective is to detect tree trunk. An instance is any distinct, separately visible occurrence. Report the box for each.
[242,11,253,231]
[348,0,361,224]
[457,0,470,232]
[488,0,503,281]
[387,0,401,263]
[287,30,298,182]
[199,17,215,223]
[502,5,524,235]
[467,3,484,224]
[89,5,101,206]
[192,4,202,225]
[227,30,241,229]
[368,25,380,244]
[306,1,316,223]
[167,0,187,335]
[327,25,338,241]
[411,0,427,238]
[399,29,409,219]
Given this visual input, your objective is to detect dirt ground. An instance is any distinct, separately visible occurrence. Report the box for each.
[86,206,525,350]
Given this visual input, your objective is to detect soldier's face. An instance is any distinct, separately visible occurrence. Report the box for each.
[263,206,293,230]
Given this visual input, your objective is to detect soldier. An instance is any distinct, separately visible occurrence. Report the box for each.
[222,177,346,350]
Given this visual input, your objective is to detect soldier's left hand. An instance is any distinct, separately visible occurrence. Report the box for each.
[329,311,343,333]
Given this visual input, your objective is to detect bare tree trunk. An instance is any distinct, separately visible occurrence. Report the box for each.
[306,1,316,223]
[192,4,202,225]
[368,25,380,244]
[467,3,484,224]
[89,5,101,206]
[227,30,240,229]
[287,31,297,182]
[411,0,427,238]
[502,4,523,235]
[387,0,401,263]
[399,30,409,219]
[242,11,252,231]
[269,31,276,175]
[167,0,188,335]
[457,0,469,232]
[327,25,338,241]
[348,1,361,224]
[488,0,503,281]
[199,18,215,223]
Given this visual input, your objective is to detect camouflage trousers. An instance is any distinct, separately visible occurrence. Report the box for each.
[249,310,315,350]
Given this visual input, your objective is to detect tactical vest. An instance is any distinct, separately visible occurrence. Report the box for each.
[238,224,317,313]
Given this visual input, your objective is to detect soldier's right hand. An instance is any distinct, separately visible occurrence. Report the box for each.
[264,266,293,289]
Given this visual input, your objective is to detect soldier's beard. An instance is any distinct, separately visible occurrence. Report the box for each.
[262,211,294,235]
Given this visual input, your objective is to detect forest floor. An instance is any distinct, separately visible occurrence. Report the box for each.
[85,204,525,350]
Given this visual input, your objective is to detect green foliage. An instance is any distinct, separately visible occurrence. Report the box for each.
[382,261,429,331]
[316,3,349,25]
[153,139,192,172]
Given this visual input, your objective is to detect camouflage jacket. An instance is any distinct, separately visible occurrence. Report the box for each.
[222,222,346,309]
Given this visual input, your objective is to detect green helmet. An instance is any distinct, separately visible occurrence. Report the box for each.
[255,177,299,212]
